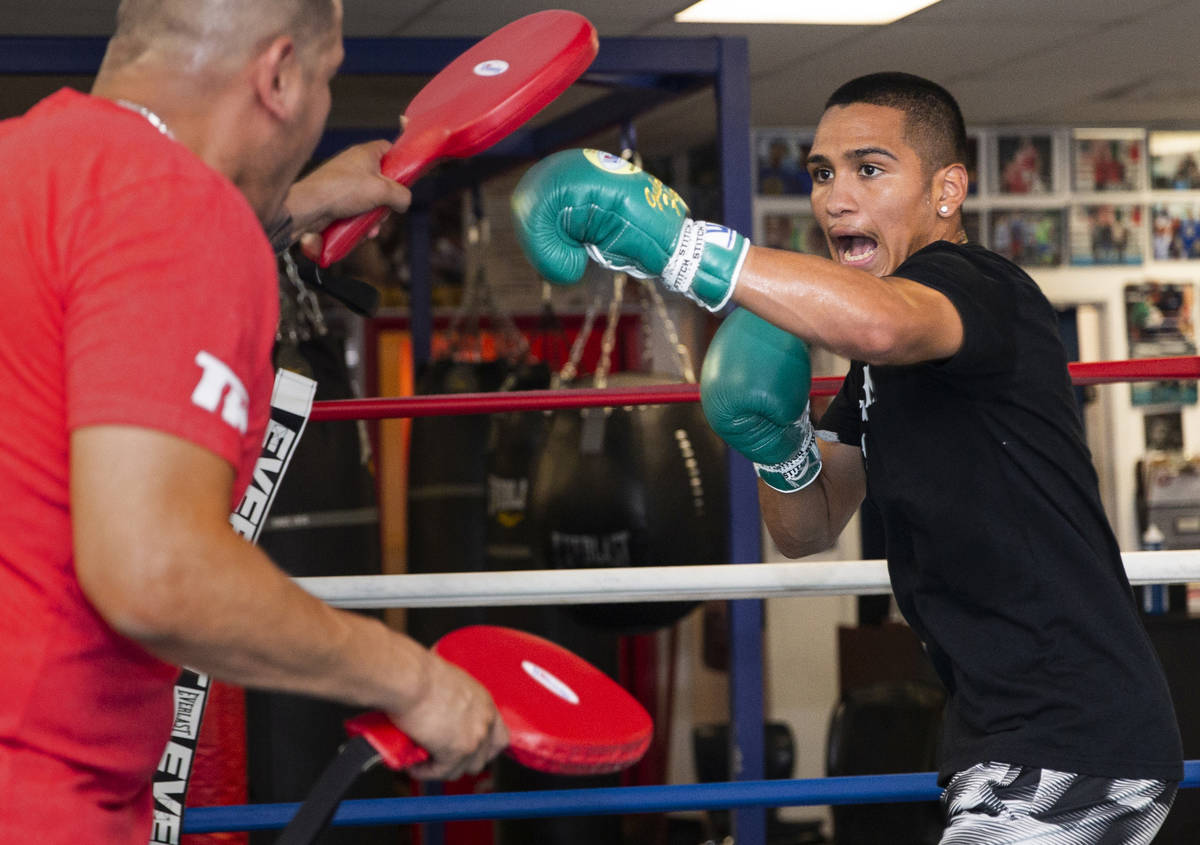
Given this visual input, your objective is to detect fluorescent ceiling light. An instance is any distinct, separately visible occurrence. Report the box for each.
[675,0,943,25]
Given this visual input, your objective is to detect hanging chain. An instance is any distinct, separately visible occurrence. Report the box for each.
[640,277,697,384]
[594,272,627,389]
[281,250,327,338]
[556,275,605,388]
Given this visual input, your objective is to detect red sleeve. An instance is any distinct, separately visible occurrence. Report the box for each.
[63,172,278,489]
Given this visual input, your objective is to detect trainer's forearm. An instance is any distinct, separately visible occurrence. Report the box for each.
[110,528,430,714]
[282,140,412,240]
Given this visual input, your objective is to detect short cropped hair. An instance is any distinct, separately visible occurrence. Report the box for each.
[108,0,336,70]
[824,72,967,174]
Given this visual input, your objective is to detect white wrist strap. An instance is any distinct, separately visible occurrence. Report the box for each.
[661,218,705,295]
[754,406,821,491]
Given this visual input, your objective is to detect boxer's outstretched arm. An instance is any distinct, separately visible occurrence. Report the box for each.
[509,149,962,366]
[70,425,507,781]
[759,438,866,559]
[733,247,963,367]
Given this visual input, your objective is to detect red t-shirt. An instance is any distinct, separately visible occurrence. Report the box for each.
[0,89,278,842]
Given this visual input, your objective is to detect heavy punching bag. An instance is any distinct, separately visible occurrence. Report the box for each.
[485,379,626,845]
[481,307,625,845]
[405,356,511,647]
[243,257,397,845]
[406,200,542,647]
[483,361,553,574]
[528,372,729,634]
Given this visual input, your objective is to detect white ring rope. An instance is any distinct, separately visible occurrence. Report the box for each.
[296,550,1199,609]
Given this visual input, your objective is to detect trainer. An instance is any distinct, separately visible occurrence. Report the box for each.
[511,72,1182,842]
[0,2,506,841]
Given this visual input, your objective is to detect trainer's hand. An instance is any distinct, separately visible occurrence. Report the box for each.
[389,653,509,781]
[281,139,414,260]
[511,148,748,311]
[700,308,822,492]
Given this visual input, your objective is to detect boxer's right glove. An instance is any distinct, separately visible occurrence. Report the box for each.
[699,308,822,492]
[510,148,748,312]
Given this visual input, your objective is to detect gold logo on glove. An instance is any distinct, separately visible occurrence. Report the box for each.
[645,178,687,217]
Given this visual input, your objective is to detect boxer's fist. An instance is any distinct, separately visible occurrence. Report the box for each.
[700,308,822,492]
[511,148,748,311]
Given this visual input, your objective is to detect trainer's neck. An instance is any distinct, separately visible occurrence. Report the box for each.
[92,68,278,222]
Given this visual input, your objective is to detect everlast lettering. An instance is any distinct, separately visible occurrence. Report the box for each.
[550,531,632,567]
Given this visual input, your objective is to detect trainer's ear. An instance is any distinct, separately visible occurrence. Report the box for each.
[933,162,968,217]
[252,34,302,121]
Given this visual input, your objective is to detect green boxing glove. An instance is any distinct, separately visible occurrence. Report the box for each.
[511,148,749,311]
[699,308,822,492]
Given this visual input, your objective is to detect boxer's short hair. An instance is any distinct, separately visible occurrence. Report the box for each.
[825,72,968,175]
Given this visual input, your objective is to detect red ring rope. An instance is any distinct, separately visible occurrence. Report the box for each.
[309,356,1200,421]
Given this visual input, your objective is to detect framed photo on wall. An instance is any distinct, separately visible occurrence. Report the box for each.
[1150,203,1200,260]
[994,132,1055,195]
[755,131,813,196]
[1144,411,1184,452]
[990,209,1063,266]
[758,211,829,258]
[1149,131,1200,189]
[1068,204,1144,265]
[1125,281,1198,406]
[1071,129,1145,192]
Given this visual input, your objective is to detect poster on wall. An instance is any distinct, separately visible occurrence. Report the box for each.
[1071,129,1145,192]
[994,133,1055,194]
[1144,411,1184,453]
[990,209,1063,266]
[759,211,829,258]
[755,131,812,195]
[1150,203,1200,260]
[1125,281,1198,406]
[1068,204,1144,265]
[1149,131,1200,189]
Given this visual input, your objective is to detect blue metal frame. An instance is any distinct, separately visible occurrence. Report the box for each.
[712,35,768,845]
[0,32,768,845]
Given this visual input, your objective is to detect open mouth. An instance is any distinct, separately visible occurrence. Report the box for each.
[834,235,878,267]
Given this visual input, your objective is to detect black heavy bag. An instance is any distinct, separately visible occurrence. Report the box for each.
[482,362,628,845]
[528,372,729,634]
[405,357,511,647]
[484,362,553,573]
[248,311,396,845]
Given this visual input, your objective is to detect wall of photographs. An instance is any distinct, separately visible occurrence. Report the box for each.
[753,126,1200,271]
[753,126,1200,554]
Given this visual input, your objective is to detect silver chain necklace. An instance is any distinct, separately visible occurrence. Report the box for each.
[114,99,176,140]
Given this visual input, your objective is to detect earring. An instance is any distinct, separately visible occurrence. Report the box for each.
[939,204,950,215]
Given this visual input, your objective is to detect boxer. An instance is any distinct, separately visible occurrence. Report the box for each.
[511,72,1182,843]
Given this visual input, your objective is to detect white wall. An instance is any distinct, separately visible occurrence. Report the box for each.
[1028,262,1200,551]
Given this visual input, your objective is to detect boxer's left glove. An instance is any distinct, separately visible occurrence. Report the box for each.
[511,148,749,311]
[700,308,822,492]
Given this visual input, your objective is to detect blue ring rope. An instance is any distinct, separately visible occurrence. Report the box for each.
[183,761,1200,833]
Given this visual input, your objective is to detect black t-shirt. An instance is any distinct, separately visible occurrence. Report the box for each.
[818,241,1182,783]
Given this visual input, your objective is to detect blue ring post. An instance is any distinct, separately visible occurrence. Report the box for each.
[714,33,766,845]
